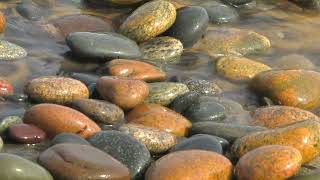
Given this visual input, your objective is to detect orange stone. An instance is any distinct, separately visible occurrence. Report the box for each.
[250,106,320,128]
[107,59,166,82]
[0,12,6,33]
[236,145,302,180]
[23,104,101,138]
[145,150,233,180]
[96,76,149,110]
[127,104,191,136]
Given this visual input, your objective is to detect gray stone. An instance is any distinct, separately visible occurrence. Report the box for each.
[201,1,238,24]
[51,133,90,146]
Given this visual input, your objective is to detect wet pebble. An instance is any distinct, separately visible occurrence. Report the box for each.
[145,150,233,180]
[183,78,222,95]
[289,0,320,10]
[236,145,302,180]
[120,0,176,42]
[66,32,141,60]
[273,54,315,70]
[201,1,239,24]
[68,72,99,86]
[24,76,89,105]
[127,103,192,136]
[51,132,90,146]
[0,78,14,96]
[87,0,145,6]
[23,103,101,138]
[88,130,151,179]
[0,12,5,33]
[0,40,27,60]
[9,123,46,144]
[224,0,253,5]
[0,116,23,134]
[140,36,183,64]
[16,1,49,21]
[291,173,320,180]
[39,143,130,180]
[170,91,201,113]
[96,76,149,110]
[144,82,189,106]
[71,98,124,125]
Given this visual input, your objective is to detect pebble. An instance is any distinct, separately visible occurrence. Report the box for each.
[0,116,23,134]
[66,32,141,60]
[236,145,302,180]
[164,6,209,47]
[23,103,101,138]
[68,72,99,86]
[0,40,27,60]
[38,143,130,180]
[120,0,176,42]
[87,0,144,6]
[144,82,189,106]
[0,153,52,180]
[291,173,320,180]
[231,120,320,163]
[24,76,89,105]
[127,103,192,136]
[71,98,124,125]
[190,121,267,142]
[0,78,14,96]
[193,28,271,57]
[107,59,166,82]
[224,0,253,5]
[183,78,222,95]
[145,150,233,180]
[169,91,201,113]
[170,134,223,154]
[96,76,149,110]
[192,134,230,150]
[216,56,271,81]
[273,54,315,70]
[0,11,5,33]
[88,130,151,179]
[9,123,46,144]
[119,123,177,154]
[201,1,239,24]
[250,105,320,128]
[16,1,48,21]
[251,70,320,110]
[140,36,183,64]
[51,132,90,146]
[289,0,320,10]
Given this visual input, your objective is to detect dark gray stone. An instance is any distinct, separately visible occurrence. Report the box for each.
[169,91,200,114]
[51,133,90,146]
[289,0,320,10]
[68,72,99,86]
[16,1,49,21]
[201,1,238,24]
[191,134,230,150]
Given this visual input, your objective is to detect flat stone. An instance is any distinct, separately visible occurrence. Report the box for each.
[273,54,315,70]
[0,40,27,61]
[51,132,90,146]
[289,0,320,10]
[0,78,14,96]
[0,12,5,33]
[169,91,201,114]
[68,72,99,86]
[16,1,49,21]
[0,116,23,134]
[9,123,46,144]
[87,0,145,6]
[201,1,239,24]
[183,78,222,95]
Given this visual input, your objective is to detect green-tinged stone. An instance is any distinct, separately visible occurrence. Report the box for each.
[0,116,23,134]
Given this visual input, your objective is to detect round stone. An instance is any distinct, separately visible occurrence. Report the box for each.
[273,54,315,70]
[169,91,201,114]
[164,6,209,47]
[236,145,302,180]
[96,76,149,110]
[0,78,14,96]
[9,123,46,144]
[71,98,124,125]
[145,150,233,180]
[23,103,101,138]
[0,40,27,61]
[201,1,239,24]
[183,78,222,95]
[120,0,176,42]
[0,11,6,33]
[51,133,90,146]
[38,143,130,180]
[140,36,183,63]
[24,76,89,105]
[88,130,151,179]
[0,116,23,134]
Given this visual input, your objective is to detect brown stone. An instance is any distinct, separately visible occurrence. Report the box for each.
[38,143,130,180]
[96,76,149,110]
[127,104,192,136]
[8,123,46,144]
[0,12,6,33]
[250,106,320,128]
[107,59,166,82]
[145,150,233,180]
[23,103,101,138]
[236,145,302,180]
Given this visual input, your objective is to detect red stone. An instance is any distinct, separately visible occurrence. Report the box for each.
[0,78,13,96]
[9,123,46,144]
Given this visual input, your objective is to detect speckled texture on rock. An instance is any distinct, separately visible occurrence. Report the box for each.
[0,40,27,60]
[24,76,89,105]
[145,150,233,180]
[144,82,189,106]
[250,105,320,128]
[88,130,151,179]
[120,0,176,42]
[216,56,271,81]
[183,78,222,95]
[236,145,302,180]
[0,116,22,134]
[119,123,177,154]
[231,120,320,163]
[140,36,183,63]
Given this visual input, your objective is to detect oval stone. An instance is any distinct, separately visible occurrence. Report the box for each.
[96,76,149,110]
[0,40,27,61]
[9,123,46,144]
[144,82,189,106]
[87,0,145,6]
[201,1,238,24]
[0,116,23,135]
[107,59,166,82]
[51,132,90,146]
[0,78,14,96]
[216,56,271,81]
[38,144,130,180]
[127,104,192,136]
[23,103,101,138]
[231,120,320,163]
[66,32,141,60]
[0,153,53,180]
[71,98,124,125]
[236,145,302,180]
[164,6,208,47]
[251,70,320,110]
[145,150,233,180]
[0,11,6,33]
[24,76,89,105]
[119,123,177,154]
[88,131,151,179]
[120,0,176,42]
[250,106,320,128]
